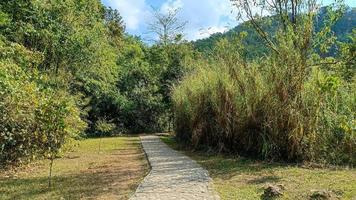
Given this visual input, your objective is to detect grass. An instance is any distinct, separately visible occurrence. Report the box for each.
[0,136,148,200]
[161,136,356,200]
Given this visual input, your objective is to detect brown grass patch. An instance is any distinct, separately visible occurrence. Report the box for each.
[0,136,149,200]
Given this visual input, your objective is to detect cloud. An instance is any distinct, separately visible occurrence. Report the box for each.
[160,0,183,14]
[103,0,356,42]
[103,0,151,31]
[159,0,237,40]
[193,26,229,40]
[102,0,238,41]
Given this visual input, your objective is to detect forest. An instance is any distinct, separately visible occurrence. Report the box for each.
[0,0,355,170]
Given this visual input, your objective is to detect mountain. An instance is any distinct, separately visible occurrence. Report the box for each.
[193,7,356,59]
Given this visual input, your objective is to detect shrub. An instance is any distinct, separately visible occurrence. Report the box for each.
[172,36,355,165]
[0,39,86,166]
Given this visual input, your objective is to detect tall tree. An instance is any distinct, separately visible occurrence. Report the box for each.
[148,8,187,45]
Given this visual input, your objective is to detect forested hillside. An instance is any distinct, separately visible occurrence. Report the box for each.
[194,7,356,59]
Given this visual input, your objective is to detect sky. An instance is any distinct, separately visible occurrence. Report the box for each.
[102,0,356,42]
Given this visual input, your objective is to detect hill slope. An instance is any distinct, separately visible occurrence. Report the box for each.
[193,7,356,58]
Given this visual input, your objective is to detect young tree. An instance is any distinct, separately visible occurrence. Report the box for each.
[95,118,116,153]
[35,91,85,188]
[148,8,187,45]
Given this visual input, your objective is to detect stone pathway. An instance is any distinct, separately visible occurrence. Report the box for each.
[130,135,220,200]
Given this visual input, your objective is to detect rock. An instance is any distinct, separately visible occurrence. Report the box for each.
[310,189,337,200]
[261,184,284,199]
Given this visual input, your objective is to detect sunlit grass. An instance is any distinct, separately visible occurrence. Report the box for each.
[0,136,148,200]
[161,136,356,200]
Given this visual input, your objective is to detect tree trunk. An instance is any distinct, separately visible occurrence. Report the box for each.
[48,158,54,189]
[98,135,102,154]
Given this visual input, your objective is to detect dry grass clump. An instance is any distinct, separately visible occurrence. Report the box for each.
[173,37,355,165]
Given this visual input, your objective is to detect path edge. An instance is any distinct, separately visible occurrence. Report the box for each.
[129,135,153,200]
[158,136,221,200]
[130,135,221,200]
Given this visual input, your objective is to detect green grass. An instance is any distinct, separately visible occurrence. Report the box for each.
[0,136,148,200]
[161,136,356,200]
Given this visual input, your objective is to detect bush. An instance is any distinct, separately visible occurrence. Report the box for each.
[172,37,355,165]
[0,39,86,166]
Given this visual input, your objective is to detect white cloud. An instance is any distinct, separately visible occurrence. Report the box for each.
[160,0,183,14]
[193,26,229,40]
[104,0,356,42]
[159,0,237,40]
[103,0,239,41]
[104,0,151,30]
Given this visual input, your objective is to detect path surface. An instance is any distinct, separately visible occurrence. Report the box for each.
[130,135,220,200]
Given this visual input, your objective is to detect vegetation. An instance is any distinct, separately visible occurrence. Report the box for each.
[173,1,355,165]
[194,7,356,59]
[0,0,115,166]
[148,7,187,45]
[161,136,356,200]
[0,0,192,167]
[0,136,148,200]
[0,0,355,196]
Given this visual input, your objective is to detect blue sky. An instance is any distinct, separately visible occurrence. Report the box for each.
[102,0,356,42]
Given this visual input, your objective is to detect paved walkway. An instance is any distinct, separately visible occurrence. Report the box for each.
[130,135,220,200]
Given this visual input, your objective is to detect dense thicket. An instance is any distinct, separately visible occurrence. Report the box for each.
[113,39,195,133]
[0,0,193,166]
[173,4,355,165]
[0,37,86,165]
[0,0,121,165]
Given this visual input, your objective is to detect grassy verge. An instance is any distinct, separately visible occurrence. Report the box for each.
[161,136,356,200]
[0,136,148,200]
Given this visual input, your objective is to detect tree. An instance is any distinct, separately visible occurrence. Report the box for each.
[0,0,116,167]
[35,92,85,188]
[95,118,116,153]
[104,7,125,48]
[115,36,164,133]
[148,8,187,45]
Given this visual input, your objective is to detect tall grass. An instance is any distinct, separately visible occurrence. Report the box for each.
[173,37,355,165]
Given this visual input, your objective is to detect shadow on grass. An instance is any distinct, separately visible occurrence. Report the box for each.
[160,135,356,200]
[160,136,289,182]
[0,136,147,200]
[1,164,141,200]
[247,175,281,184]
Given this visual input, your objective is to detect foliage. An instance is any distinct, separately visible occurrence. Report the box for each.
[95,119,117,136]
[110,35,196,133]
[1,0,354,168]
[193,7,356,59]
[150,43,197,130]
[173,2,355,165]
[0,0,116,166]
[0,38,86,166]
